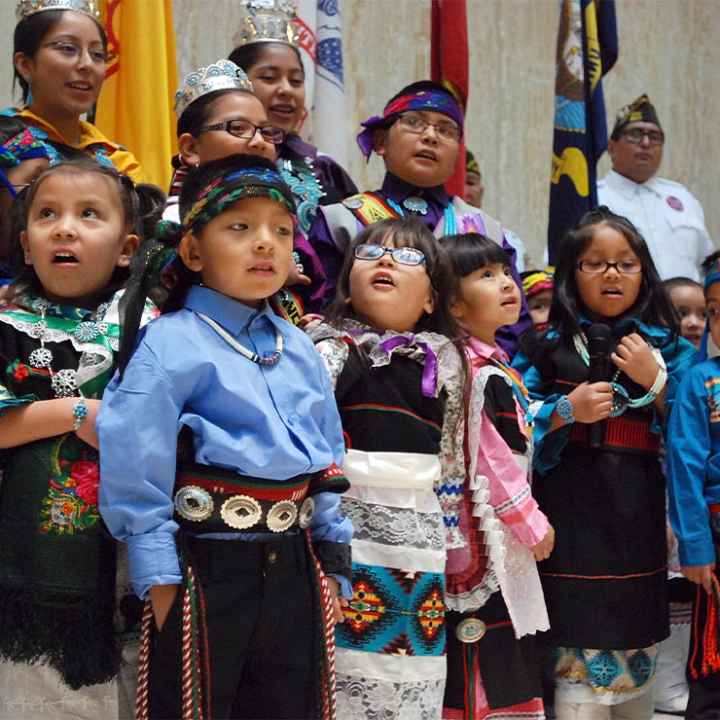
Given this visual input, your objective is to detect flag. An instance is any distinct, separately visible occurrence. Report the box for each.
[95,0,178,189]
[547,0,618,263]
[430,0,468,197]
[295,0,349,169]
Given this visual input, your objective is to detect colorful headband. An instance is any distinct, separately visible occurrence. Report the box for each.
[704,257,720,293]
[522,268,555,298]
[356,87,464,161]
[181,165,296,232]
[612,94,662,136]
[0,126,60,198]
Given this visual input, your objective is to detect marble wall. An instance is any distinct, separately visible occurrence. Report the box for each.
[1,0,718,265]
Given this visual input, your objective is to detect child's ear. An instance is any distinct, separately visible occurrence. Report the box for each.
[423,288,436,316]
[449,295,466,321]
[19,230,32,265]
[178,232,204,272]
[116,233,140,268]
[13,53,32,87]
[178,133,201,168]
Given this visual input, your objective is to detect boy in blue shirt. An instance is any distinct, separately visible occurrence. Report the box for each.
[667,250,720,720]
[98,154,352,720]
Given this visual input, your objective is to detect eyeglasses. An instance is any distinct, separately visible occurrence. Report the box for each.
[576,259,642,275]
[354,243,426,266]
[395,113,461,143]
[43,40,107,64]
[197,118,284,145]
[620,128,665,146]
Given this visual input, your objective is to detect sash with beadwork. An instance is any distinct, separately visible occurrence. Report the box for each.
[341,191,401,226]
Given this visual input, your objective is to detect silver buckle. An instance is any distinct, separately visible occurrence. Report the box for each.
[220,495,262,530]
[266,500,298,533]
[174,485,214,522]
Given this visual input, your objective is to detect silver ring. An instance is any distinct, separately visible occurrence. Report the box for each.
[174,485,214,522]
[267,500,298,533]
[298,497,315,529]
[220,495,262,530]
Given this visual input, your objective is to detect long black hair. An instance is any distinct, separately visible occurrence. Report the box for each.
[8,158,164,302]
[440,232,511,280]
[13,10,108,104]
[326,217,461,339]
[549,205,678,342]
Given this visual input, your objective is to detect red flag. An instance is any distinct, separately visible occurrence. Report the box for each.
[431,0,468,197]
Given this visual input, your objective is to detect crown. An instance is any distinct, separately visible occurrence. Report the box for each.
[16,0,100,22]
[233,0,299,48]
[174,60,254,118]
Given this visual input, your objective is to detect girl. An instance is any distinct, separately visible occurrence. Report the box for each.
[166,58,323,322]
[0,158,162,719]
[7,0,144,181]
[305,217,466,719]
[441,233,553,720]
[514,207,696,720]
[229,1,357,235]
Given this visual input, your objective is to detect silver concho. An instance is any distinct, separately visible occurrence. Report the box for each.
[28,347,53,369]
[51,368,77,397]
[174,485,214,522]
[342,196,364,210]
[298,496,315,529]
[456,618,486,644]
[220,495,262,530]
[266,500,298,533]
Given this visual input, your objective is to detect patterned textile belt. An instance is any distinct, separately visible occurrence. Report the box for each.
[173,461,348,534]
[569,416,660,453]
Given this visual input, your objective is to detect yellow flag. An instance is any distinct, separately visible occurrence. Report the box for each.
[95,0,178,189]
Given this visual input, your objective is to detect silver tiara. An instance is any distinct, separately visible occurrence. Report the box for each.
[174,60,255,118]
[233,0,299,48]
[16,0,100,21]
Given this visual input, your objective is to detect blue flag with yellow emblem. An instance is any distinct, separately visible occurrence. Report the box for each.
[547,0,618,263]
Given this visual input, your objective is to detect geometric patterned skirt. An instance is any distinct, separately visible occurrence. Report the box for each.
[335,449,447,719]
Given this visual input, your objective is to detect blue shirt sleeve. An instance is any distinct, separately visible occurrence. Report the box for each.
[98,340,185,599]
[667,365,714,566]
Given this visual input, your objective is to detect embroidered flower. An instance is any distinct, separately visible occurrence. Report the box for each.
[71,460,100,506]
[13,363,29,381]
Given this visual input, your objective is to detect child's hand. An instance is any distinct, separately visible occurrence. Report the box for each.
[611,333,659,390]
[533,525,555,561]
[566,382,613,423]
[149,583,180,631]
[74,399,102,449]
[286,257,311,287]
[325,576,347,624]
[682,564,716,594]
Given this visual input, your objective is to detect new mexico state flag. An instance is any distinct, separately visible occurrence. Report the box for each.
[95,0,178,189]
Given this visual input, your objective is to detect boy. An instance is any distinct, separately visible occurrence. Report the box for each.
[98,155,352,720]
[667,251,720,720]
[308,80,530,356]
[665,277,706,349]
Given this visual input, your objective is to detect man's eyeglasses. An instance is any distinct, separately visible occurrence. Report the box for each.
[620,128,665,146]
[354,243,426,266]
[197,119,285,145]
[576,259,642,275]
[396,113,461,143]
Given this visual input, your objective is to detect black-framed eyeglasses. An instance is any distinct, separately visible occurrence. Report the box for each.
[576,259,642,275]
[620,128,665,146]
[43,40,107,63]
[197,118,284,145]
[354,243,426,266]
[396,113,461,143]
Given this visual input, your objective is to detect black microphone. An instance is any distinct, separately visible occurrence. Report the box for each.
[587,323,612,449]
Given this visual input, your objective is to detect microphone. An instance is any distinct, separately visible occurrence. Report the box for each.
[587,323,612,449]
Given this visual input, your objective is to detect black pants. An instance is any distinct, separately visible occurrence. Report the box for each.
[149,534,319,720]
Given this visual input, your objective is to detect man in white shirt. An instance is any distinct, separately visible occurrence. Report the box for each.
[598,95,713,282]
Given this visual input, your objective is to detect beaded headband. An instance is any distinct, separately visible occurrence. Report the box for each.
[522,268,555,298]
[0,125,61,198]
[233,0,299,49]
[16,0,100,21]
[357,85,464,161]
[174,60,254,118]
[704,258,720,293]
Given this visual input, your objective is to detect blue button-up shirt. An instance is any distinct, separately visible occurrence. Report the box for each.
[98,285,351,599]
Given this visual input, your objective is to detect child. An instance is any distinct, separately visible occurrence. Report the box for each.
[441,233,553,720]
[522,268,555,333]
[305,217,466,719]
[514,206,695,720]
[307,80,530,356]
[98,154,352,720]
[665,277,706,349]
[0,158,162,719]
[666,251,720,720]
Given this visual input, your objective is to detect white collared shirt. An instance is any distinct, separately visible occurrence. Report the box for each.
[597,169,714,281]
